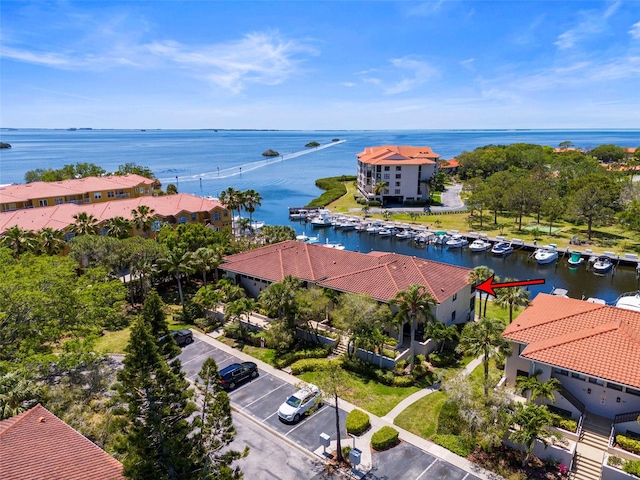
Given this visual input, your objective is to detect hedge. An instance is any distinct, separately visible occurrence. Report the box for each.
[306,175,357,207]
[616,434,640,455]
[431,434,474,457]
[273,346,331,369]
[371,426,400,451]
[346,410,371,436]
[623,459,640,476]
[550,413,578,433]
[289,358,338,374]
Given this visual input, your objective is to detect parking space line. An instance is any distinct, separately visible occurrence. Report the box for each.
[228,373,269,395]
[181,350,229,367]
[462,474,469,480]
[261,411,280,423]
[414,458,437,480]
[242,382,288,410]
[284,404,331,437]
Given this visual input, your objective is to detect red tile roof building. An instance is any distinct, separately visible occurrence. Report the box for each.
[221,240,474,325]
[356,146,440,204]
[502,294,640,420]
[0,174,156,212]
[0,193,231,236]
[0,404,124,480]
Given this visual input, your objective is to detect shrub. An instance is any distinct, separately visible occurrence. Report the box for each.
[428,351,457,367]
[623,459,640,476]
[382,348,396,359]
[607,455,623,467]
[616,434,640,455]
[289,358,337,374]
[183,300,204,323]
[392,376,415,387]
[432,434,474,457]
[384,337,398,347]
[436,401,463,436]
[341,446,352,460]
[367,200,381,207]
[550,413,578,433]
[371,426,400,451]
[346,410,371,436]
[273,345,331,369]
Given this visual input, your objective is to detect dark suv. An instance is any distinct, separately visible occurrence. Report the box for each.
[170,329,193,347]
[219,362,258,390]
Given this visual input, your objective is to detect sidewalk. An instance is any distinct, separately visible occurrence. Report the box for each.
[194,329,500,480]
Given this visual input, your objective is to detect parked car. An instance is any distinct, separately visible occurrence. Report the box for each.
[219,362,259,390]
[171,329,194,346]
[278,384,322,423]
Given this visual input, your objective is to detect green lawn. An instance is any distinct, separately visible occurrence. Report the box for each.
[393,391,448,439]
[298,370,422,417]
[94,327,131,354]
[478,300,524,324]
[217,336,277,365]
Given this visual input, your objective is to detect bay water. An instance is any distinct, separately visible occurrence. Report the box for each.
[1,128,639,302]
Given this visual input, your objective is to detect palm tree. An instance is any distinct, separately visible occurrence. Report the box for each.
[468,266,495,318]
[456,316,511,397]
[37,227,66,256]
[131,205,155,238]
[243,189,263,222]
[157,248,195,307]
[425,321,458,353]
[237,217,253,237]
[192,246,224,286]
[71,212,99,236]
[103,216,133,239]
[224,297,257,334]
[373,181,387,206]
[1,226,37,257]
[0,369,42,420]
[391,284,437,373]
[219,187,242,236]
[495,279,530,324]
[259,276,300,329]
[510,404,553,467]
[516,373,560,405]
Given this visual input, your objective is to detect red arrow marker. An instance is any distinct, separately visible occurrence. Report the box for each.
[475,275,545,297]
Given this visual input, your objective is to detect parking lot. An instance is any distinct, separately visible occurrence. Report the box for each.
[179,337,483,480]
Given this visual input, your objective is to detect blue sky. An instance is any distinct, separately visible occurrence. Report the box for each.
[1,1,639,129]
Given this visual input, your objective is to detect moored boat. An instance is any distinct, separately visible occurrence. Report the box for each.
[615,291,640,312]
[533,245,559,265]
[592,256,613,274]
[567,251,585,267]
[445,234,468,248]
[491,242,513,256]
[469,239,492,252]
[309,209,333,227]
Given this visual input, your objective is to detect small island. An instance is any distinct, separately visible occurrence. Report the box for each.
[0,142,11,149]
[331,138,340,142]
[262,149,280,157]
[305,141,320,148]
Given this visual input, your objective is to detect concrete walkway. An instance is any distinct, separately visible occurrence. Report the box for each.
[197,328,498,479]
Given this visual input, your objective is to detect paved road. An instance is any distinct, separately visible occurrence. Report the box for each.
[178,338,483,480]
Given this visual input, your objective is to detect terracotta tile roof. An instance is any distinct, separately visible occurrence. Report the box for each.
[0,404,124,480]
[222,240,470,303]
[0,193,224,233]
[503,294,640,388]
[438,158,459,169]
[357,146,440,166]
[0,174,154,202]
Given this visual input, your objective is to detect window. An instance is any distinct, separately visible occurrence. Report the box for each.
[395,174,401,179]
[377,166,382,172]
[213,212,221,221]
[178,215,189,224]
[151,220,162,232]
[94,192,102,199]
[191,213,197,221]
[395,182,401,187]
[516,370,529,378]
[38,199,48,207]
[107,191,115,198]
[469,298,475,309]
[588,377,604,385]
[396,166,401,171]
[384,166,390,171]
[553,368,568,376]
[394,189,401,194]
[450,311,456,322]
[384,174,390,180]
[55,198,63,205]
[134,187,139,193]
[626,388,640,396]
[452,293,457,301]
[607,383,623,391]
[571,373,586,381]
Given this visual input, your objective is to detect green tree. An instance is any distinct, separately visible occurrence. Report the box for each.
[568,174,621,240]
[1,226,37,257]
[37,227,66,255]
[71,212,100,236]
[541,195,565,235]
[103,216,133,239]
[509,404,554,467]
[494,280,530,324]
[166,183,178,195]
[115,317,198,479]
[243,189,263,222]
[391,285,436,374]
[224,297,257,336]
[373,181,387,206]
[313,364,350,463]
[157,248,195,308]
[258,276,301,329]
[0,369,42,420]
[590,144,626,163]
[468,266,495,317]
[516,374,560,405]
[456,317,511,397]
[193,246,224,286]
[256,225,296,244]
[618,198,640,232]
[194,358,248,479]
[425,321,458,353]
[219,187,242,236]
[131,205,156,238]
[114,162,156,179]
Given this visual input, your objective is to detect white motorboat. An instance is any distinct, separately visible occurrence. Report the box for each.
[491,242,513,256]
[366,223,382,234]
[445,234,468,248]
[296,233,319,244]
[289,209,309,220]
[615,291,640,312]
[534,245,559,265]
[592,256,613,274]
[322,239,346,250]
[414,231,435,244]
[469,239,492,252]
[567,251,584,267]
[395,229,414,240]
[309,209,333,228]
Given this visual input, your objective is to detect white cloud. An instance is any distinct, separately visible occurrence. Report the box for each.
[381,56,439,95]
[629,21,640,39]
[555,3,619,50]
[407,0,447,17]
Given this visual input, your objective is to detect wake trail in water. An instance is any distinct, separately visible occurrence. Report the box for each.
[158,140,346,184]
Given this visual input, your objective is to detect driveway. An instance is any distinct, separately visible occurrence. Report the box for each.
[178,337,485,480]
